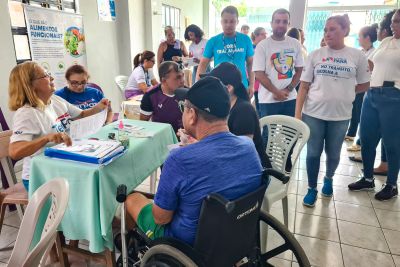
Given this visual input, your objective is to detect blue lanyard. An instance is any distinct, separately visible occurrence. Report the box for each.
[222,34,237,61]
[141,65,151,87]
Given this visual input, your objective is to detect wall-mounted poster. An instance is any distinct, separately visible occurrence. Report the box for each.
[24,5,87,89]
[97,0,116,21]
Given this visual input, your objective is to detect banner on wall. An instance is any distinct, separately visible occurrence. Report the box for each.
[97,0,116,21]
[24,5,87,89]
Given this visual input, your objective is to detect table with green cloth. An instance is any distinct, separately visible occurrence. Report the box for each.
[29,119,178,253]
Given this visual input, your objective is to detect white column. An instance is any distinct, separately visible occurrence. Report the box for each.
[289,0,307,29]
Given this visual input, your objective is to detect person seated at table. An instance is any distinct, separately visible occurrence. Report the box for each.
[125,50,158,99]
[204,62,272,169]
[139,61,184,133]
[126,76,263,245]
[8,61,109,191]
[55,64,113,123]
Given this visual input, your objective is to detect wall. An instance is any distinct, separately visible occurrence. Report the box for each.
[0,1,18,126]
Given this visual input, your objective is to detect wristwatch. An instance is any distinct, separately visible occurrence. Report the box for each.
[287,84,295,92]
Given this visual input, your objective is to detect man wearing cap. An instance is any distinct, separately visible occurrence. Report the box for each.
[204,62,271,169]
[126,76,263,246]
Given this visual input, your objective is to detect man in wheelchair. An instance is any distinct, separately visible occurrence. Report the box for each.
[125,76,263,246]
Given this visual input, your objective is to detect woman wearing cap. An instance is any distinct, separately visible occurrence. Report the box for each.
[157,26,188,67]
[207,62,271,169]
[295,14,370,207]
[348,9,400,201]
[8,61,109,191]
[125,50,158,99]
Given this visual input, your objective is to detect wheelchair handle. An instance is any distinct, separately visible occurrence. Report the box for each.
[116,184,127,203]
[263,168,290,184]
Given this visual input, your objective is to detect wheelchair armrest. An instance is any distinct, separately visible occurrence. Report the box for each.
[206,193,235,213]
[263,168,290,184]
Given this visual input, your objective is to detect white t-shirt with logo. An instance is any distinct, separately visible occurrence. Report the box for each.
[10,95,82,180]
[368,37,400,89]
[126,66,155,91]
[253,36,304,103]
[300,46,370,121]
[189,38,208,62]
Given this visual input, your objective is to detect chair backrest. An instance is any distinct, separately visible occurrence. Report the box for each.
[115,75,128,92]
[86,82,103,93]
[259,115,310,174]
[0,107,10,131]
[0,130,17,188]
[7,178,70,267]
[194,174,269,267]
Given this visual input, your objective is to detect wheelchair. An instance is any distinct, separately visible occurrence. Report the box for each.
[115,169,311,267]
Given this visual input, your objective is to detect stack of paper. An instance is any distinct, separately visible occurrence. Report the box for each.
[44,139,125,165]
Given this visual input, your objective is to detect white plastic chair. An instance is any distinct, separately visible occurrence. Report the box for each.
[115,75,129,93]
[7,178,70,267]
[259,115,310,252]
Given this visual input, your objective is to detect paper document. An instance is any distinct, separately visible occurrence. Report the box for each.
[182,57,198,67]
[70,109,107,139]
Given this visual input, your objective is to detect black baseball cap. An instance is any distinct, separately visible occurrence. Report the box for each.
[176,76,230,118]
[201,62,246,92]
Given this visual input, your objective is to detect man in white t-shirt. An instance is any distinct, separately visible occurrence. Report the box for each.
[253,8,304,119]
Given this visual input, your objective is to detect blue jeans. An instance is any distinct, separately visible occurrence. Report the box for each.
[302,114,349,188]
[347,92,365,137]
[360,87,400,186]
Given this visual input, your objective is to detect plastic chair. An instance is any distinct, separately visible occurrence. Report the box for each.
[7,178,69,267]
[86,82,104,93]
[115,75,128,93]
[259,115,310,252]
[0,130,28,234]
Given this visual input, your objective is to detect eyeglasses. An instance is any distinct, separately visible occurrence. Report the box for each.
[34,71,52,80]
[178,101,186,113]
[69,80,87,87]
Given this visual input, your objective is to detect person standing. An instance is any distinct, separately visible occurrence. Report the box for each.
[348,9,400,201]
[196,6,255,97]
[241,24,250,35]
[295,14,370,207]
[253,8,304,120]
[184,24,209,83]
[251,27,267,115]
[346,24,378,152]
[157,26,188,67]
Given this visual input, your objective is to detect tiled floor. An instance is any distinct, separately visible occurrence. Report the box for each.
[1,141,400,266]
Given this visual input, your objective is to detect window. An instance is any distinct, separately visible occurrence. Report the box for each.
[304,1,399,52]
[162,4,181,39]
[8,0,77,64]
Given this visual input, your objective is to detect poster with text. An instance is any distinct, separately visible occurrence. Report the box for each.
[24,5,87,89]
[97,0,116,21]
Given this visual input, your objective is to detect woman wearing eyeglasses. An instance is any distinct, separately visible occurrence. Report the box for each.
[8,61,109,191]
[55,64,113,123]
[125,50,158,99]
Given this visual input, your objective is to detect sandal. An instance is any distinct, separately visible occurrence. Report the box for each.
[347,144,361,152]
[349,156,362,163]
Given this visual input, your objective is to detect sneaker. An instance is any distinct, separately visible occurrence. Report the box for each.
[344,136,354,141]
[347,144,361,152]
[303,188,318,207]
[375,184,398,201]
[348,177,375,191]
[321,177,333,197]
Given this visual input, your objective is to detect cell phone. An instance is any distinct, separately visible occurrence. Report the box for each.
[383,81,395,87]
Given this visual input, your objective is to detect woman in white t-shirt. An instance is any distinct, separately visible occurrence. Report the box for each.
[346,24,378,151]
[184,24,209,83]
[295,14,370,207]
[8,61,109,191]
[348,9,400,201]
[125,50,158,99]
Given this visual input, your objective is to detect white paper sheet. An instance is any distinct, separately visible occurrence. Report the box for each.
[69,109,107,139]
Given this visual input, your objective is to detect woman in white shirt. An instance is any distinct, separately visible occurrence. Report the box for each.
[8,61,109,191]
[348,9,400,201]
[125,50,158,99]
[295,14,370,207]
[184,24,209,83]
[346,24,378,151]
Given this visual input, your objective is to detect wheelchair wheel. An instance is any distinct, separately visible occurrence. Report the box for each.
[259,211,311,267]
[140,244,199,267]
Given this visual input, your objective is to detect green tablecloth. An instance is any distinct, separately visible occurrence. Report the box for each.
[29,120,178,253]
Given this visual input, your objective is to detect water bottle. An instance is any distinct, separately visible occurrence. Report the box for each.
[118,120,129,148]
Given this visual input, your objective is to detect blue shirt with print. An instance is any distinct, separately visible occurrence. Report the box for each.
[154,132,263,245]
[55,86,104,110]
[203,32,254,88]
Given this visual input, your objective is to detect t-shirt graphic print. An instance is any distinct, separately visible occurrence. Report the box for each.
[271,49,295,80]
